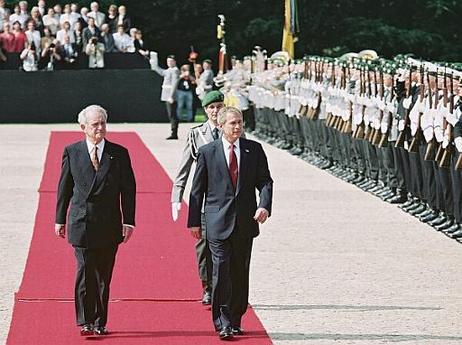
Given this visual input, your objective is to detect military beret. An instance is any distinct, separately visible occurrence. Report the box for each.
[202,91,224,107]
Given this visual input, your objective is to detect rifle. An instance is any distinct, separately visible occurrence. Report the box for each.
[435,67,448,162]
[378,69,392,147]
[353,65,366,139]
[395,66,413,148]
[408,66,425,152]
[372,68,384,145]
[444,73,456,168]
[424,70,437,160]
[364,67,375,141]
[342,64,353,134]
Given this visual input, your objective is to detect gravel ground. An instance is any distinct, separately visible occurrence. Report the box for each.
[1,123,462,345]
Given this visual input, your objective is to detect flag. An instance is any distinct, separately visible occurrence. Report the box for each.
[282,0,299,59]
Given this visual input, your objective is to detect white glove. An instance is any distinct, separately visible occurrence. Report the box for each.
[455,137,462,153]
[442,136,449,149]
[171,202,181,221]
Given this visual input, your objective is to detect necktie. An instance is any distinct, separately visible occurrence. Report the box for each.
[212,127,219,140]
[228,144,238,188]
[91,146,100,171]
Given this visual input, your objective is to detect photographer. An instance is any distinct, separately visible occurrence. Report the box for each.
[85,35,104,69]
[20,41,38,71]
[40,39,62,71]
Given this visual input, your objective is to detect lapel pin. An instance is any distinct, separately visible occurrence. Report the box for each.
[245,149,250,153]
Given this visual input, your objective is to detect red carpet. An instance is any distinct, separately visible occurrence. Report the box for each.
[7,131,272,344]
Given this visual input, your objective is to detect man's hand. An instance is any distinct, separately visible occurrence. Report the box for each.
[189,226,201,239]
[254,208,269,224]
[55,224,66,238]
[122,225,134,243]
[171,202,181,221]
[167,97,174,104]
[455,137,462,153]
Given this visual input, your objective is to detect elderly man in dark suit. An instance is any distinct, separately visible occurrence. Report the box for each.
[188,106,273,340]
[55,104,136,336]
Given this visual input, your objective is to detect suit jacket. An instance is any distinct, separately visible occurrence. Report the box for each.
[55,140,136,248]
[187,138,273,240]
[101,32,116,52]
[153,65,180,101]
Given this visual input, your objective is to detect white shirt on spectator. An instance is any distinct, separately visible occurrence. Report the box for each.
[113,32,132,52]
[25,30,41,51]
[87,11,105,27]
[56,28,75,44]
[43,15,59,35]
[60,13,78,29]
[9,13,28,28]
[20,48,38,71]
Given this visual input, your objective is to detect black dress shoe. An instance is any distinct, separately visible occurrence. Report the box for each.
[450,228,462,239]
[419,210,439,223]
[428,215,447,227]
[408,204,427,216]
[218,327,233,340]
[232,326,244,335]
[435,218,455,232]
[166,135,178,140]
[444,223,460,234]
[202,290,212,305]
[387,195,407,204]
[80,324,93,336]
[93,326,108,336]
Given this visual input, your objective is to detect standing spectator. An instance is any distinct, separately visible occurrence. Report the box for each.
[18,1,29,26]
[85,36,104,68]
[56,21,75,45]
[106,4,117,33]
[25,20,41,54]
[151,53,180,139]
[30,6,44,34]
[10,5,27,29]
[0,23,15,52]
[196,59,214,100]
[100,23,116,52]
[60,33,78,68]
[73,21,83,52]
[115,5,130,33]
[70,3,81,25]
[37,0,46,17]
[12,21,27,52]
[192,63,203,120]
[112,24,130,52]
[20,41,38,71]
[0,0,11,29]
[43,7,59,35]
[60,4,77,30]
[40,39,61,70]
[40,26,53,52]
[134,29,149,57]
[176,64,195,122]
[79,7,89,28]
[53,4,62,21]
[82,17,99,50]
[88,2,105,28]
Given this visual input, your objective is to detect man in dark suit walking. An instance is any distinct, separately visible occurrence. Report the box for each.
[54,105,136,336]
[188,106,273,340]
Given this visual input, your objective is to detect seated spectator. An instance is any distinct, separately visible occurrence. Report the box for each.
[30,6,44,34]
[106,4,117,33]
[0,40,7,69]
[0,0,11,29]
[57,21,75,44]
[82,17,99,50]
[115,5,131,33]
[37,0,46,17]
[88,2,105,28]
[73,21,84,52]
[100,23,116,52]
[60,4,77,30]
[43,8,59,35]
[10,5,27,29]
[79,7,89,28]
[60,33,78,68]
[18,1,29,26]
[0,22,16,53]
[134,29,149,57]
[85,36,104,68]
[113,24,131,52]
[53,4,62,21]
[127,27,136,53]
[12,21,27,52]
[40,39,61,70]
[40,26,53,52]
[20,41,38,71]
[25,20,41,54]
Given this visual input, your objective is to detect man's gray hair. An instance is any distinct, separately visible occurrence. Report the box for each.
[217,106,243,126]
[77,104,108,124]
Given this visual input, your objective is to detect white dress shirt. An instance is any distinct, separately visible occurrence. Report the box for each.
[221,137,240,170]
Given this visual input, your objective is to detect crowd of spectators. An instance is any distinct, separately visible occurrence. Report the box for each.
[0,1,149,70]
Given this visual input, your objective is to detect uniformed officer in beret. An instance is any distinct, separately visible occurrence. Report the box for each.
[170,91,225,304]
